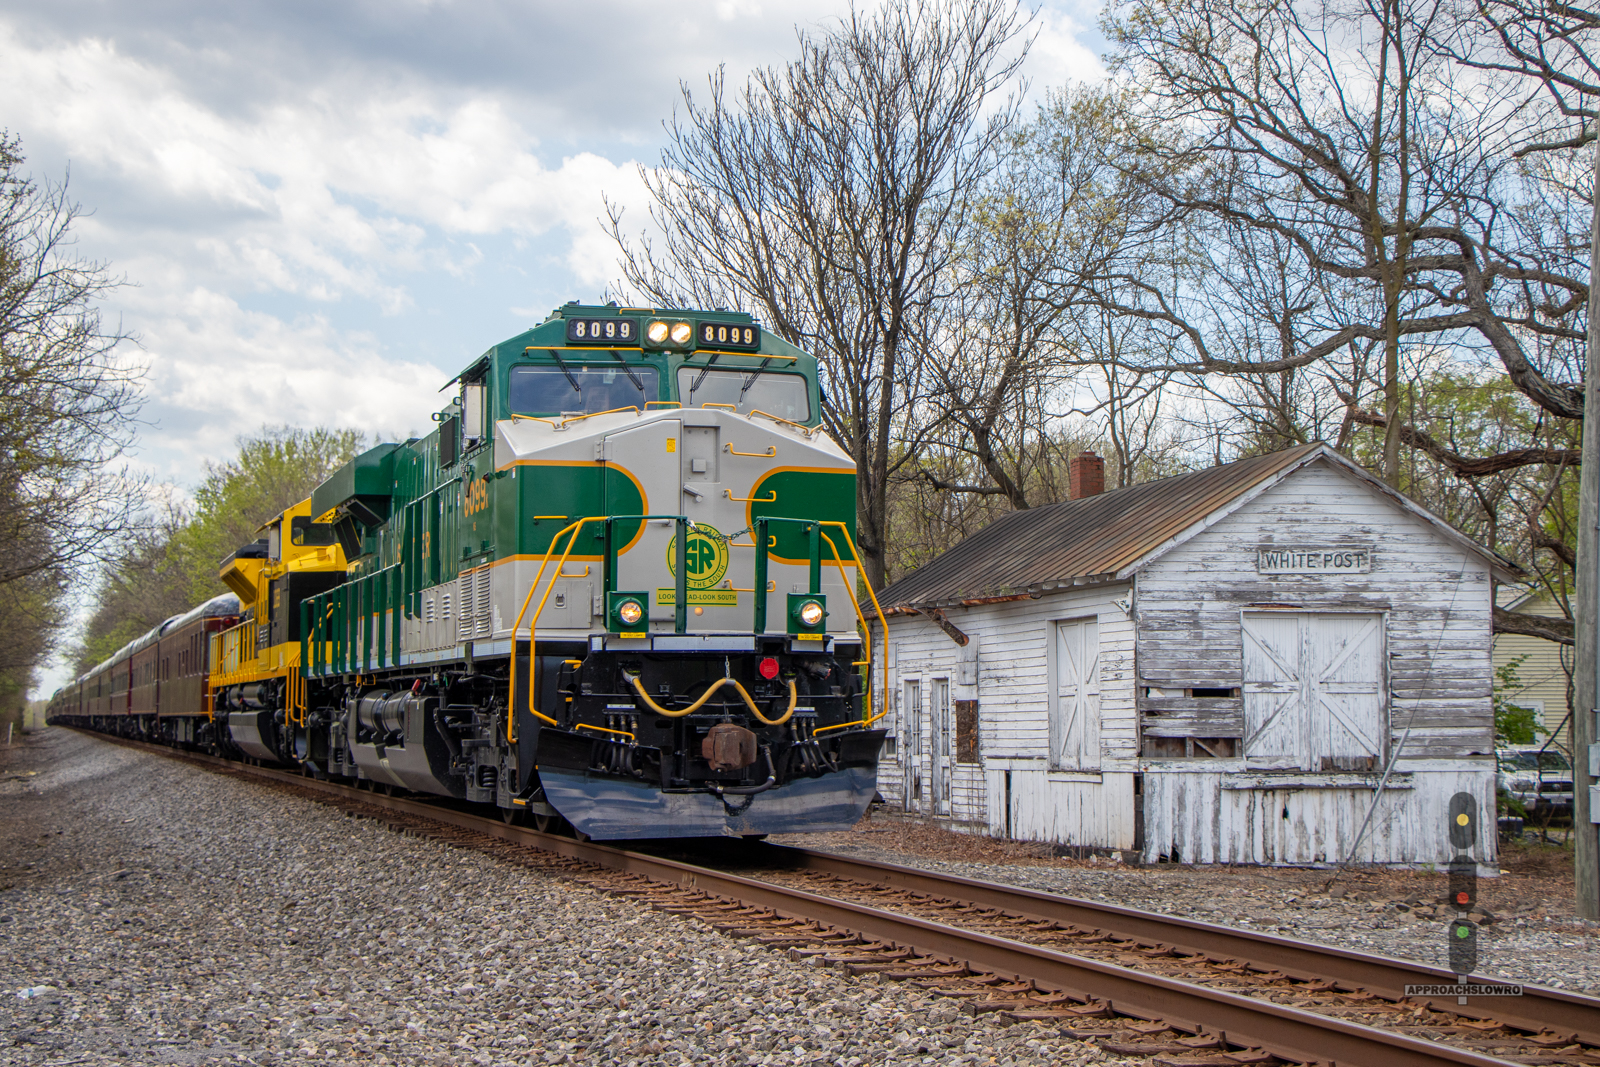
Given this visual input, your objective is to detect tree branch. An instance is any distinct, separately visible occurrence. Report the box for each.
[1494,605,1574,645]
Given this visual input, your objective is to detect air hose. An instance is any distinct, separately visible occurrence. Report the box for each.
[627,675,798,726]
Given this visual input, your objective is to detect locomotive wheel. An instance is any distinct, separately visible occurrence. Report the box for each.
[500,806,521,826]
[533,813,556,833]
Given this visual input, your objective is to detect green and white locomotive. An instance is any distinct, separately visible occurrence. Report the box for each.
[295,302,886,839]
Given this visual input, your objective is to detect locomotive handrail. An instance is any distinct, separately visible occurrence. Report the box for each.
[723,489,777,504]
[573,722,636,742]
[724,443,777,457]
[748,409,819,436]
[508,517,600,740]
[557,405,640,428]
[817,522,888,728]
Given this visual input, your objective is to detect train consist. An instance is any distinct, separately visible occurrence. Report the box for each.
[48,302,886,839]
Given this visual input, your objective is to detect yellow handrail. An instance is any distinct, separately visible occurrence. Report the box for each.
[628,675,798,727]
[723,489,777,504]
[683,351,798,364]
[508,517,614,740]
[817,522,889,727]
[559,406,639,428]
[645,401,682,409]
[574,723,636,742]
[725,444,777,457]
[749,409,817,436]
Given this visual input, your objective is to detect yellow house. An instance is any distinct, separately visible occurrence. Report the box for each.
[1492,588,1572,747]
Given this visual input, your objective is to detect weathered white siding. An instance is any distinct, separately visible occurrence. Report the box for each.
[879,456,1499,867]
[878,583,1138,850]
[1141,765,1496,866]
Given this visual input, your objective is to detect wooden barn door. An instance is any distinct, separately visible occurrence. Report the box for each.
[1242,612,1385,771]
[1051,619,1101,771]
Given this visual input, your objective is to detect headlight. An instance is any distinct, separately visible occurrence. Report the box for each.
[618,599,644,626]
[670,321,693,345]
[798,600,824,627]
[646,320,670,344]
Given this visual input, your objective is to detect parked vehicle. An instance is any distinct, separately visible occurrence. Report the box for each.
[1497,743,1573,819]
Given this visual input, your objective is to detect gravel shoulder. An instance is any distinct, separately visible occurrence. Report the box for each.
[775,811,1600,996]
[0,729,1135,1067]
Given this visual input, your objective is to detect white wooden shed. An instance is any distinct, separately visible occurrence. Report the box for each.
[873,443,1518,867]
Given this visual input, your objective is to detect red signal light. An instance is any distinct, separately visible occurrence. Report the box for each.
[758,657,780,679]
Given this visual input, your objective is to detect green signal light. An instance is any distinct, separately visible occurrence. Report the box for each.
[1454,925,1471,938]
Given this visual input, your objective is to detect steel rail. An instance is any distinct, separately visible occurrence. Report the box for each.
[758,844,1599,1045]
[82,732,1530,1067]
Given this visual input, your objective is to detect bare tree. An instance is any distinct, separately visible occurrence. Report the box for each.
[0,132,142,590]
[1099,0,1586,475]
[608,0,1030,587]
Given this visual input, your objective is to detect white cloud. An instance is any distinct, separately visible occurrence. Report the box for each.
[131,289,444,479]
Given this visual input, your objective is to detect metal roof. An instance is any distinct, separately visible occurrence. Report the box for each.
[876,442,1517,613]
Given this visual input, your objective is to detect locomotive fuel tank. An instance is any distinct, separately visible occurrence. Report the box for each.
[343,690,465,796]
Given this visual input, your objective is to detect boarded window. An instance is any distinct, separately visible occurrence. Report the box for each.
[1051,618,1101,770]
[955,700,979,763]
[1242,611,1384,771]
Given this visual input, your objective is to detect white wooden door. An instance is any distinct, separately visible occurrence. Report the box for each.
[1051,619,1101,770]
[931,678,952,816]
[1310,614,1385,769]
[1240,612,1305,765]
[903,680,922,812]
[1243,612,1385,770]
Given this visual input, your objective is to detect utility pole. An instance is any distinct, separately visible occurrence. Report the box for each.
[1576,132,1600,920]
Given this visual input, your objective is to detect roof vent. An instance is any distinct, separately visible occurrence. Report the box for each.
[1070,451,1105,499]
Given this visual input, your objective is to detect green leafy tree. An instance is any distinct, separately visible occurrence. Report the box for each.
[1493,654,1551,747]
[74,426,364,674]
[0,131,139,721]
[172,426,365,603]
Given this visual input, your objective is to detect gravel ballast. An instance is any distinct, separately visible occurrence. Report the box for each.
[0,729,1134,1066]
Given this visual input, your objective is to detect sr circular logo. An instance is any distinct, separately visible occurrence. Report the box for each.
[666,523,730,590]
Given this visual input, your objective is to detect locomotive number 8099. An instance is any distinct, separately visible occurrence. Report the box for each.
[48,302,886,842]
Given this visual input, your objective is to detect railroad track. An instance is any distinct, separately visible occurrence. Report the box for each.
[82,730,1598,1067]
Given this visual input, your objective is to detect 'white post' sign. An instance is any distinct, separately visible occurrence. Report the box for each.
[1257,546,1373,574]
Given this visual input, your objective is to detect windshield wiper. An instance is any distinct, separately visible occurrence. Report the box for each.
[606,349,645,393]
[689,353,722,395]
[544,348,582,395]
[739,357,775,401]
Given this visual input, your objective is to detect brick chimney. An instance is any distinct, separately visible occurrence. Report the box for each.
[1069,451,1104,500]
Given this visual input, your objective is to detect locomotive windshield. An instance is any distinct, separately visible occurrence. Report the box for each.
[508,364,659,415]
[290,516,339,547]
[676,368,811,421]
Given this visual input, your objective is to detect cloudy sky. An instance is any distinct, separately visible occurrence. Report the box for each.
[7,0,1104,691]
